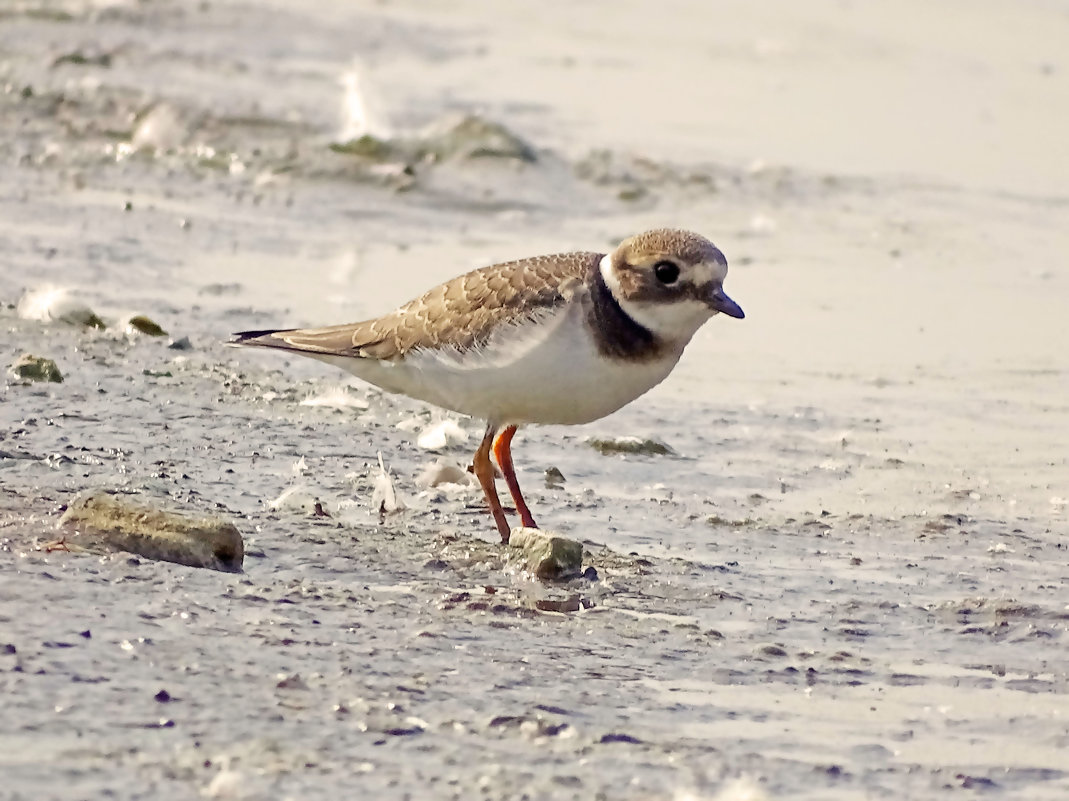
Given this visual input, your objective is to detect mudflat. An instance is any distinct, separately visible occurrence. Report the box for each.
[1,2,1066,799]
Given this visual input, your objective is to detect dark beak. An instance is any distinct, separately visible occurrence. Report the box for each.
[709,286,744,319]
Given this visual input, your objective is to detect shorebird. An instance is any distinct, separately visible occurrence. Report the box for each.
[232,228,743,542]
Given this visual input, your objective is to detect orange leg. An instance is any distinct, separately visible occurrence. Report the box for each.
[473,423,511,543]
[493,425,537,530]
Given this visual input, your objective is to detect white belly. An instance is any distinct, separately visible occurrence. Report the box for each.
[315,300,681,425]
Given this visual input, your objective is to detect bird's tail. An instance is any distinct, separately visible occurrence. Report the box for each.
[229,324,365,358]
[228,328,301,351]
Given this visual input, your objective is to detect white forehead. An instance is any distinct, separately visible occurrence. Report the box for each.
[689,258,728,286]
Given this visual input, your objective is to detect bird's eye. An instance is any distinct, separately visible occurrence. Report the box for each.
[653,260,680,285]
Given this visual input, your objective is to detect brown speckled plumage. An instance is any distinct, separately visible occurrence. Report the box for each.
[238,251,603,360]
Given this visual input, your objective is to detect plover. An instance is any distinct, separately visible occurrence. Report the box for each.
[232,228,744,542]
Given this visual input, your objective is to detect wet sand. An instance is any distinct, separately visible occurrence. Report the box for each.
[1,1,1067,799]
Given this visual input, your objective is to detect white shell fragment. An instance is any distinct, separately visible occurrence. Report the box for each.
[416,419,469,451]
[299,386,370,411]
[269,486,319,513]
[416,460,474,488]
[371,453,406,521]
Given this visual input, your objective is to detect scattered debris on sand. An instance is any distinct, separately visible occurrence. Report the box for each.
[331,113,537,165]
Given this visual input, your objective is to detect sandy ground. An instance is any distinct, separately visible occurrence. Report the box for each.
[1,1,1067,799]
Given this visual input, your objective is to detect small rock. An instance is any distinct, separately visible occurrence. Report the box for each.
[125,315,167,337]
[9,354,63,383]
[508,527,583,580]
[0,644,19,672]
[168,336,193,350]
[587,436,674,456]
[544,466,566,488]
[58,490,243,572]
[599,733,642,744]
[756,643,788,658]
[329,134,396,161]
[9,352,63,384]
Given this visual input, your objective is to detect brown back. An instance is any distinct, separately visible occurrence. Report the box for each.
[254,251,603,360]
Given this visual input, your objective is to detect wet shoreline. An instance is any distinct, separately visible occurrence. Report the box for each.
[2,1,1067,799]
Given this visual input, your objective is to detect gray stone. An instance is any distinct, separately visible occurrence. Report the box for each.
[9,353,63,383]
[58,490,244,572]
[587,436,674,456]
[126,315,167,336]
[508,527,583,580]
